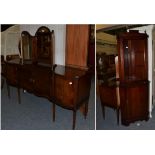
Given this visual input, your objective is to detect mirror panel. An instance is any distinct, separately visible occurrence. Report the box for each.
[21,31,32,61]
[35,26,54,65]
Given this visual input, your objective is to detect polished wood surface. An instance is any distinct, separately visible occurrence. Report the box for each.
[117,30,149,125]
[97,52,120,124]
[4,26,91,129]
[65,25,90,68]
[120,81,149,125]
[5,60,91,129]
[99,80,120,124]
[117,30,148,82]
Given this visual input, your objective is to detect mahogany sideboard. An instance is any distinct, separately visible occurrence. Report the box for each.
[3,25,93,129]
[5,59,91,129]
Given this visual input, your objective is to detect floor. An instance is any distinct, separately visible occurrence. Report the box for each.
[1,77,95,130]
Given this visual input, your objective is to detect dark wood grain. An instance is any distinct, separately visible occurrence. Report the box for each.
[4,26,92,129]
[65,25,90,68]
[117,30,149,125]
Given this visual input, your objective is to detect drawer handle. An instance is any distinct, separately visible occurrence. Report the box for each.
[69,81,72,85]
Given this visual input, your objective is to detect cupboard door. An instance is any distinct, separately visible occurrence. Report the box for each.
[19,66,34,92]
[54,75,74,109]
[129,39,148,80]
[33,67,51,98]
[66,25,89,68]
[121,83,149,125]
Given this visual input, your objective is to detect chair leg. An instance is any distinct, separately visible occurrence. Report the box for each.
[7,82,10,98]
[84,101,88,119]
[53,103,55,122]
[17,88,21,104]
[72,110,76,130]
[116,108,119,125]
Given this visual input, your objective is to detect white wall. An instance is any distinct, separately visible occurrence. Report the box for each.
[129,25,155,118]
[1,25,20,60]
[152,27,155,106]
[20,24,66,65]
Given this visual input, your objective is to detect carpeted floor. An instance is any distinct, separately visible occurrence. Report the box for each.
[1,77,95,130]
[96,95,155,130]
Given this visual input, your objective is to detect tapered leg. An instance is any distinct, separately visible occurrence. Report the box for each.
[53,103,55,122]
[101,104,105,120]
[1,78,4,89]
[84,101,88,119]
[7,82,10,98]
[17,88,21,104]
[117,108,119,125]
[72,110,76,130]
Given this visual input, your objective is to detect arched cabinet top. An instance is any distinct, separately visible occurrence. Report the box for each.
[20,26,54,66]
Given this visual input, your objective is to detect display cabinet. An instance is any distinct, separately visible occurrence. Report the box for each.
[117,30,149,125]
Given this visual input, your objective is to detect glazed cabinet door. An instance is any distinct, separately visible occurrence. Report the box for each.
[128,39,148,80]
[118,31,148,82]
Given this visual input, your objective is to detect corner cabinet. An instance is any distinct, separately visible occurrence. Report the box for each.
[117,30,149,125]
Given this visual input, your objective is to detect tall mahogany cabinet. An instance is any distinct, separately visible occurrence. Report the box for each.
[117,30,149,125]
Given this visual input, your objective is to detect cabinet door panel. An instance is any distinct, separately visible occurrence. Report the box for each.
[19,67,33,91]
[6,64,18,86]
[55,75,74,109]
[121,83,149,124]
[130,39,147,80]
[33,67,51,98]
[127,85,148,118]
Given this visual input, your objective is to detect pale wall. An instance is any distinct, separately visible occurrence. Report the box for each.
[1,25,20,59]
[152,27,155,106]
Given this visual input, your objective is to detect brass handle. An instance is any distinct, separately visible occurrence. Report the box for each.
[69,81,72,85]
